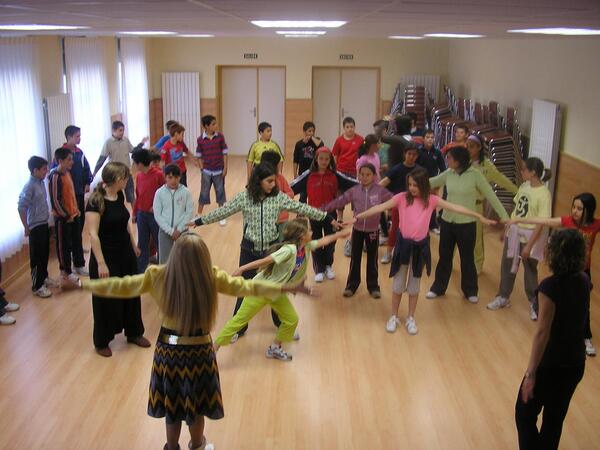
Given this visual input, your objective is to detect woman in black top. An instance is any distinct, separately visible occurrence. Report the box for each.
[86,162,150,357]
[515,228,589,450]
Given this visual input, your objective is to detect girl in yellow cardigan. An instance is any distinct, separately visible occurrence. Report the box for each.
[76,232,310,450]
[467,134,518,273]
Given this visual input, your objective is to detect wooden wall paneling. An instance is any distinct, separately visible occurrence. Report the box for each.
[381,100,392,116]
[200,98,218,120]
[149,98,163,144]
[1,247,30,288]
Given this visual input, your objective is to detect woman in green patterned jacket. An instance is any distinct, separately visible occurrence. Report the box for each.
[189,162,339,341]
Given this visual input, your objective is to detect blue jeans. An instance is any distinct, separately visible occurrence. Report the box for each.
[136,211,159,273]
[199,171,226,205]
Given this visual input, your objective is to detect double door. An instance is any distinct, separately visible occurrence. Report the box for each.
[312,67,380,148]
[219,66,285,156]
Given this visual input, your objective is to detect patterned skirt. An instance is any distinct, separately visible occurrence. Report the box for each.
[148,328,224,425]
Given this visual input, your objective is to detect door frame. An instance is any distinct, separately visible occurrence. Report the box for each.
[311,66,382,135]
[216,65,287,150]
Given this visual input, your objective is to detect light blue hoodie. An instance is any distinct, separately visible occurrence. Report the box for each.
[152,183,194,236]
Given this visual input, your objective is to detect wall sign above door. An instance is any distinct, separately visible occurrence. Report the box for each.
[339,54,354,60]
[244,53,258,59]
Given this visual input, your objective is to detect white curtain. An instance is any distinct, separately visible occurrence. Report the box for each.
[120,38,149,144]
[0,38,46,261]
[64,37,110,168]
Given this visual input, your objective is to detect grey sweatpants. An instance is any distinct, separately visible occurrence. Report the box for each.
[497,239,538,303]
[158,229,174,264]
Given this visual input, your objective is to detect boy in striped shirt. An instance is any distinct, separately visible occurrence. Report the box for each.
[196,115,228,224]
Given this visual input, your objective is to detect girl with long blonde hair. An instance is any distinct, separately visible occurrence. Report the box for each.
[77,232,311,450]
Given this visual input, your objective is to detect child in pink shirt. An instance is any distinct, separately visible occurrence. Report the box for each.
[355,134,381,180]
[352,167,495,335]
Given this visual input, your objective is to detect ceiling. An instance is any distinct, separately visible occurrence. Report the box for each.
[1,0,600,38]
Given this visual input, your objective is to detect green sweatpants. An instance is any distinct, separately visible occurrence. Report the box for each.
[215,294,299,346]
[474,202,485,274]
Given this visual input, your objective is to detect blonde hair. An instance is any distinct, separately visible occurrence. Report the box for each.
[87,162,130,215]
[161,232,217,335]
[262,218,309,277]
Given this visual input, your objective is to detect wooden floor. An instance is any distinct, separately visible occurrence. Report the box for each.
[1,156,598,450]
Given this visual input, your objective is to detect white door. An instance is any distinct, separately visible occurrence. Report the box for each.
[341,68,379,139]
[258,67,286,154]
[221,67,257,156]
[312,68,341,149]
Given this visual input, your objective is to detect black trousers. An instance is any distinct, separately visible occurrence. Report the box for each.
[430,219,478,297]
[233,238,280,336]
[380,212,389,238]
[0,261,6,318]
[515,364,585,450]
[29,224,50,291]
[76,193,86,233]
[180,171,187,187]
[584,269,592,339]
[310,219,335,274]
[346,229,380,293]
[55,217,85,274]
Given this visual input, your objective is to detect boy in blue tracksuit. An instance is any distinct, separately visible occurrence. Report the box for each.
[152,164,195,263]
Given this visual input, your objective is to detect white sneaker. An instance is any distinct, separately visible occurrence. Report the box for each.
[34,286,52,298]
[0,315,16,325]
[230,333,239,344]
[325,266,335,280]
[266,344,292,361]
[379,235,388,246]
[405,316,418,335]
[425,291,438,299]
[529,303,538,321]
[585,339,597,357]
[467,296,479,304]
[219,219,227,226]
[3,303,19,312]
[386,315,399,333]
[487,296,510,310]
[44,277,60,288]
[204,442,215,450]
[314,273,324,283]
[432,228,441,235]
[380,252,391,264]
[62,273,80,286]
[293,330,300,341]
[74,266,89,277]
[344,239,352,257]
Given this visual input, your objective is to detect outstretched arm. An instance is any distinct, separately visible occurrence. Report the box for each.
[352,198,396,223]
[510,216,562,227]
[437,199,497,225]
[315,227,352,249]
[232,255,275,277]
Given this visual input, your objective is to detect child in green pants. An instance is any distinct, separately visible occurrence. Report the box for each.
[214,218,350,361]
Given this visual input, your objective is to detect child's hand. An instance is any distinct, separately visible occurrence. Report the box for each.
[232,268,243,277]
[131,215,137,224]
[134,246,142,258]
[341,217,357,227]
[98,262,110,278]
[330,219,343,230]
[186,220,197,228]
[481,217,497,226]
[172,229,181,241]
[287,282,320,298]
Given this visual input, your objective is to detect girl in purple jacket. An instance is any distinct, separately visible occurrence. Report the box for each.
[322,163,393,298]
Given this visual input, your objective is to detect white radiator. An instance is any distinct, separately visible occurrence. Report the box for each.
[529,99,562,198]
[399,74,440,102]
[161,72,201,151]
[43,93,73,159]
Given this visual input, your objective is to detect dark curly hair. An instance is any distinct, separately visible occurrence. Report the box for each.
[547,228,586,275]
[447,145,471,173]
[247,162,279,203]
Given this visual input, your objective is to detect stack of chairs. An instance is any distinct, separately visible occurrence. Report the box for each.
[403,85,427,129]
[431,88,524,214]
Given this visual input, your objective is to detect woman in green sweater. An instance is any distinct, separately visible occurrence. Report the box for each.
[467,134,519,273]
[189,162,338,341]
[426,146,510,303]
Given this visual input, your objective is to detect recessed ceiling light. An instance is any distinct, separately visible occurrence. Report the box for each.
[507,27,600,36]
[276,30,326,35]
[119,31,177,36]
[388,35,424,40]
[251,20,346,28]
[425,33,484,38]
[0,24,89,31]
[284,35,320,38]
[178,34,214,38]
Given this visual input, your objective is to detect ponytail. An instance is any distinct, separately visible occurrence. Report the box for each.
[358,134,379,158]
[525,157,552,182]
[261,218,309,277]
[88,183,107,215]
